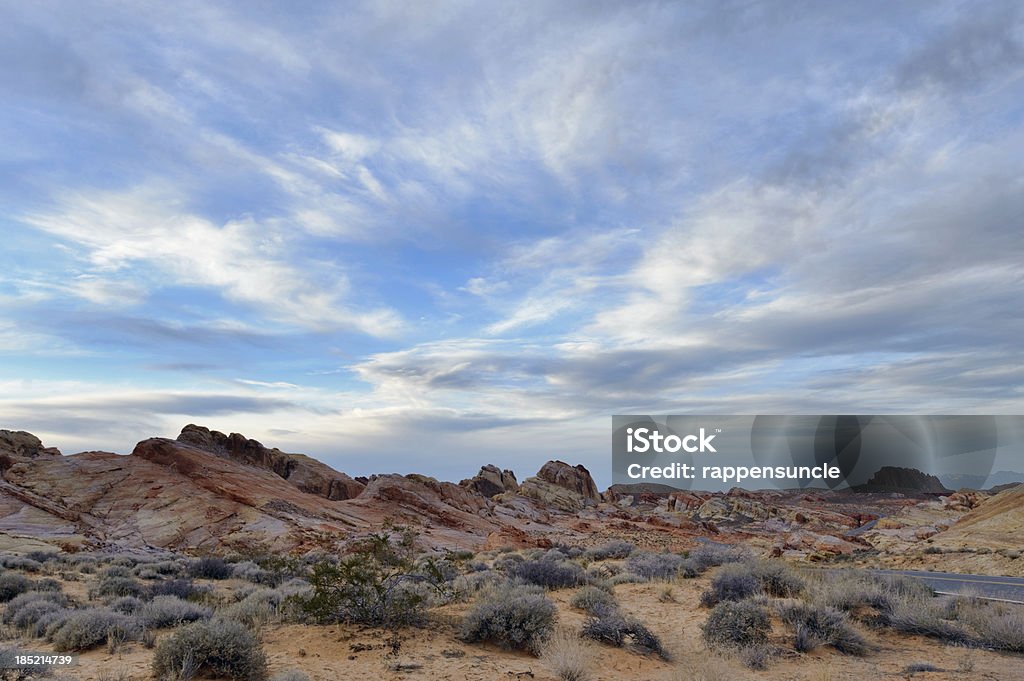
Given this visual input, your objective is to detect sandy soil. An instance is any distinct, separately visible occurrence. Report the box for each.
[13,573,1021,681]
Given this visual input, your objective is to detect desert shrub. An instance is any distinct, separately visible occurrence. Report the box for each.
[702,600,771,650]
[608,572,643,586]
[24,551,58,565]
[7,598,64,634]
[33,578,62,593]
[452,570,503,600]
[492,553,525,573]
[136,560,182,578]
[148,578,208,600]
[968,604,1024,652]
[99,565,133,579]
[584,541,635,561]
[0,574,32,602]
[737,644,771,669]
[300,556,430,627]
[749,561,804,597]
[814,571,931,622]
[48,608,142,651]
[570,586,617,616]
[778,602,869,655]
[580,610,669,660]
[541,628,593,681]
[34,608,73,639]
[690,544,749,572]
[625,552,686,581]
[220,589,280,629]
[904,662,941,673]
[0,556,43,572]
[152,618,267,681]
[189,557,232,580]
[92,575,146,599]
[4,590,69,617]
[141,595,213,629]
[885,597,971,644]
[231,561,274,584]
[297,529,448,628]
[512,558,585,590]
[459,583,556,653]
[0,644,40,681]
[109,596,144,615]
[700,565,761,607]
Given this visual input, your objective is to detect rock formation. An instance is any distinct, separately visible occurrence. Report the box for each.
[0,430,61,471]
[517,460,601,511]
[856,466,951,494]
[460,464,519,498]
[176,424,364,500]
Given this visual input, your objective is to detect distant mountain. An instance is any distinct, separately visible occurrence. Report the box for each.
[938,471,1024,491]
[856,466,951,494]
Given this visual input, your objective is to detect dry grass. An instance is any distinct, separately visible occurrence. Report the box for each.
[668,650,747,681]
[540,627,594,681]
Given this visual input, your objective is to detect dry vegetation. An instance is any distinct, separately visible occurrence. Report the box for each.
[0,537,1020,681]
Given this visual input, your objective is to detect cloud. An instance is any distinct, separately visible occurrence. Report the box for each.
[1,1,1022,485]
[22,186,403,336]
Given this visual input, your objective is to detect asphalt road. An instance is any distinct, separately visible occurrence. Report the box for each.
[867,569,1024,603]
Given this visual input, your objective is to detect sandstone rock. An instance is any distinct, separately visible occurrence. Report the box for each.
[0,430,61,462]
[460,464,518,498]
[517,460,601,512]
[536,461,600,501]
[668,491,710,513]
[175,425,364,500]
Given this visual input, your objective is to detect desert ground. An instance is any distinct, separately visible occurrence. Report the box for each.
[1,427,1022,680]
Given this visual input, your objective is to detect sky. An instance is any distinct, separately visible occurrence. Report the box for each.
[1,1,1022,488]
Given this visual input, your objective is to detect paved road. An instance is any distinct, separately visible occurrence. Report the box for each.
[867,569,1024,603]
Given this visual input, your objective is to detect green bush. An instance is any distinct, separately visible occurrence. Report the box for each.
[298,531,443,628]
[702,600,771,650]
[152,618,267,681]
[459,583,556,653]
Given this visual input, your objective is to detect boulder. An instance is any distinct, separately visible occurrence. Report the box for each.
[535,461,600,500]
[460,464,519,498]
[518,460,601,512]
[0,430,61,461]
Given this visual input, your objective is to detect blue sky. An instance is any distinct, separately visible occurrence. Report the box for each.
[1,1,1022,487]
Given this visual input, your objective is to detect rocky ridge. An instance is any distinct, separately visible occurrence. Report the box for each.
[0,427,1019,574]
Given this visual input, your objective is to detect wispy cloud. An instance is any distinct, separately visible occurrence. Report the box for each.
[1,1,1022,485]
